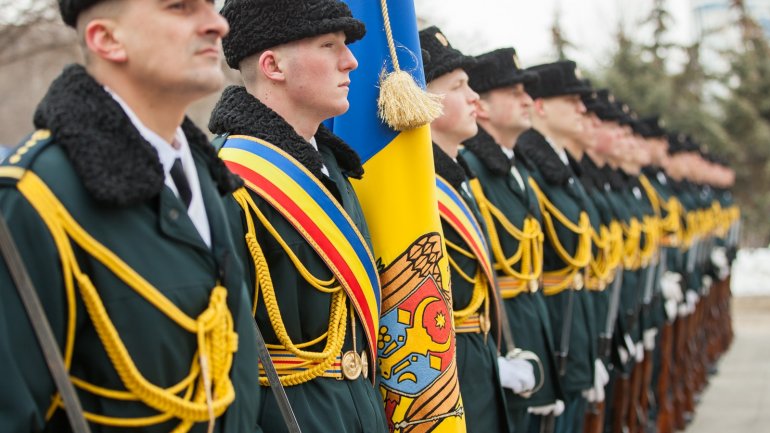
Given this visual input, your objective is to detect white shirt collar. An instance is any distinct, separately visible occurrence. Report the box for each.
[499,145,515,160]
[105,87,211,248]
[309,136,330,176]
[545,137,569,166]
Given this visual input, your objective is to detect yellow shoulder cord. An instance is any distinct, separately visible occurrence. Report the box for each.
[528,179,592,269]
[607,221,625,279]
[623,218,642,270]
[659,197,682,247]
[639,215,659,266]
[231,188,346,386]
[468,180,543,283]
[588,224,613,288]
[18,172,235,431]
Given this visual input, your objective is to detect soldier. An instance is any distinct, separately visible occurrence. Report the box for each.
[418,26,513,433]
[515,60,599,433]
[0,0,261,432]
[461,47,566,433]
[207,1,388,432]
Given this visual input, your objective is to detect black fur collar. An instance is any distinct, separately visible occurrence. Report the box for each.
[606,167,627,190]
[462,125,511,176]
[32,64,241,207]
[515,128,572,186]
[208,85,363,181]
[433,143,473,190]
[579,155,605,191]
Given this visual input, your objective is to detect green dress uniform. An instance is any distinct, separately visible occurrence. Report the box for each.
[433,144,512,433]
[208,86,388,433]
[603,168,644,370]
[461,127,564,433]
[0,65,260,433]
[517,129,598,433]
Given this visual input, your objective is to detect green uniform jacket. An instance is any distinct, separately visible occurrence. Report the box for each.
[603,168,643,363]
[462,127,563,409]
[0,65,260,433]
[208,86,387,433]
[578,157,617,360]
[433,144,511,433]
[516,129,597,394]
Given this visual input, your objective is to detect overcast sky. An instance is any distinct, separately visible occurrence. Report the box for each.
[414,0,697,71]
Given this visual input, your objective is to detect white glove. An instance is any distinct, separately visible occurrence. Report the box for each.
[497,356,535,394]
[596,359,610,387]
[528,399,565,416]
[701,275,713,295]
[583,359,610,403]
[711,247,730,280]
[635,342,645,363]
[660,271,683,301]
[619,345,629,364]
[643,328,658,351]
[678,302,690,317]
[686,290,699,314]
[665,299,678,321]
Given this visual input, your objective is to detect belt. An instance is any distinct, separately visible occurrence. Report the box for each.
[455,312,491,334]
[498,276,539,299]
[542,270,585,296]
[259,350,348,381]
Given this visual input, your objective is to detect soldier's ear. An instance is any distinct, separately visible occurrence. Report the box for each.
[531,98,546,117]
[475,98,491,121]
[259,50,286,83]
[84,19,127,63]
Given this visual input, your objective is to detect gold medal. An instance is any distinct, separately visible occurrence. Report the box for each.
[573,272,584,290]
[360,350,369,379]
[529,279,539,293]
[342,351,362,380]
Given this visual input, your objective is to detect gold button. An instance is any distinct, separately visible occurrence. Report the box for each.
[573,273,584,290]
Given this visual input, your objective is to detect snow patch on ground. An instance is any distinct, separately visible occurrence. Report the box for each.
[731,248,770,297]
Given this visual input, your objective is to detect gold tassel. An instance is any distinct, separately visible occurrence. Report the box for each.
[377,0,443,131]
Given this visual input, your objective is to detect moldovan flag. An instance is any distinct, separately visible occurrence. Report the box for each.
[327,1,466,432]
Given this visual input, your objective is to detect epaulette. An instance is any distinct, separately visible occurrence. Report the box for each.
[0,130,54,186]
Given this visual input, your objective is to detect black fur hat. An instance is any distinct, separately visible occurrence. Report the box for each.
[524,60,591,99]
[639,115,667,138]
[419,26,476,83]
[221,0,366,70]
[58,0,102,27]
[467,47,538,94]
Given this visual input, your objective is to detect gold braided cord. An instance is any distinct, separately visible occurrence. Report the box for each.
[639,215,660,265]
[587,225,614,287]
[231,189,347,386]
[18,172,236,430]
[622,218,642,270]
[528,179,592,269]
[468,179,543,282]
[452,268,489,325]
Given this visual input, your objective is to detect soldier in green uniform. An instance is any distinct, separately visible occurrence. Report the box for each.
[418,26,513,433]
[0,0,261,432]
[461,47,565,433]
[207,1,388,432]
[516,60,598,433]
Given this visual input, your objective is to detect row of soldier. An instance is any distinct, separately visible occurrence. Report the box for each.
[0,1,739,433]
[422,25,740,433]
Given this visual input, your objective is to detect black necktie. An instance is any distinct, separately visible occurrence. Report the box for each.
[170,158,192,208]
